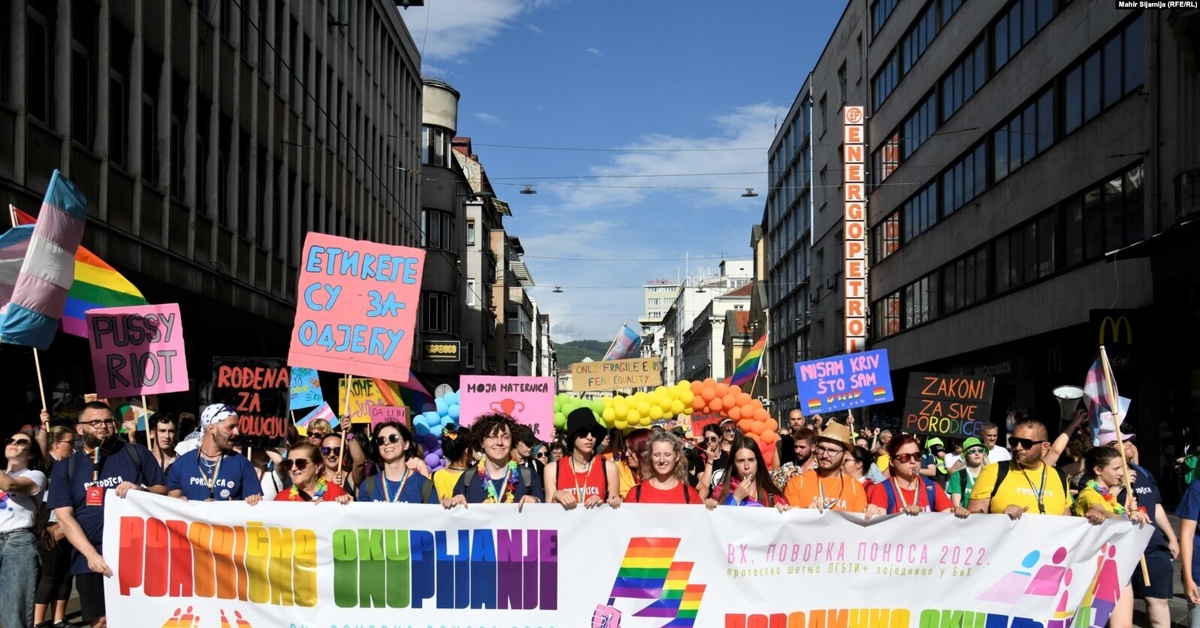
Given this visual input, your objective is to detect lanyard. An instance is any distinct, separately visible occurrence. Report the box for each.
[570,458,593,501]
[1018,463,1048,514]
[198,454,224,498]
[892,477,914,510]
[92,448,100,483]
[381,467,411,503]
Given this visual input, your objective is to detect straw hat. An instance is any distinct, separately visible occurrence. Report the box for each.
[816,422,854,451]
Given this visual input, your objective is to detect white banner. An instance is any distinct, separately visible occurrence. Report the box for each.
[104,492,1151,627]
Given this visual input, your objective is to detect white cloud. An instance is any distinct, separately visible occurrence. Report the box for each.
[398,0,542,63]
[475,112,503,125]
[527,24,544,34]
[586,47,602,56]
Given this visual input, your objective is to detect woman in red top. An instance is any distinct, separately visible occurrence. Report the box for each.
[625,431,700,505]
[705,435,789,511]
[867,435,967,517]
[275,443,352,504]
[544,408,621,509]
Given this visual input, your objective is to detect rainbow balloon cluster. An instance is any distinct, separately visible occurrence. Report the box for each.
[412,390,461,471]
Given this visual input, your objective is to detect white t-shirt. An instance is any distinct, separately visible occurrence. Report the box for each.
[989,444,1012,462]
[1,468,48,531]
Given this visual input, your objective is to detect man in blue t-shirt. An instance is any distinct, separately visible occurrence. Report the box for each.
[168,404,263,504]
[49,401,167,628]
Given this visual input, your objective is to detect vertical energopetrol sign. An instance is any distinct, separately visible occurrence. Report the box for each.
[843,106,867,354]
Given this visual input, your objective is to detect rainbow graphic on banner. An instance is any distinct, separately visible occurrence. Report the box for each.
[806,399,822,410]
[602,537,706,627]
[873,387,888,397]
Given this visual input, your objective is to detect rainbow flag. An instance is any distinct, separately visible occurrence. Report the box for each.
[0,172,88,349]
[12,206,148,338]
[806,399,822,409]
[726,333,767,388]
[873,387,888,397]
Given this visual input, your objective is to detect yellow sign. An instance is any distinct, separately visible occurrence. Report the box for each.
[422,340,460,361]
[843,105,868,354]
[1098,316,1133,345]
[570,358,662,391]
[336,377,401,424]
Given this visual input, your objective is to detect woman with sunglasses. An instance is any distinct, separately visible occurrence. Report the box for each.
[705,435,789,511]
[626,431,700,504]
[1,430,48,628]
[305,419,332,446]
[319,429,368,497]
[868,435,967,517]
[545,408,620,510]
[34,426,75,628]
[616,428,652,499]
[444,413,543,508]
[946,437,989,508]
[274,442,352,504]
[357,422,438,504]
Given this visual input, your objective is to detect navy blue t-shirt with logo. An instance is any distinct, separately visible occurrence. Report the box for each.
[167,450,263,502]
[1117,464,1168,553]
[47,441,166,575]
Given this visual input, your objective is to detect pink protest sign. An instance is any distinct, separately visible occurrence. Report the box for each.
[86,304,189,398]
[369,405,408,432]
[459,375,555,440]
[287,233,425,381]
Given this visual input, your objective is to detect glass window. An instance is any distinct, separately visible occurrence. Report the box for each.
[1009,114,1024,172]
[1103,37,1123,108]
[1124,17,1144,94]
[994,234,1011,294]
[1103,175,1124,251]
[1064,67,1082,133]
[994,17,1009,72]
[1036,91,1054,153]
[1036,213,1055,278]
[1083,186,1103,259]
[1065,196,1084,266]
[1022,105,1037,164]
[1022,0,1037,46]
[993,125,1009,182]
[1125,165,1144,243]
[1008,3,1022,53]
[1083,52,1102,121]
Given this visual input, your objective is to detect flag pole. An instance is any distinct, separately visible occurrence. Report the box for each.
[1100,344,1149,584]
[12,205,50,424]
[747,332,767,397]
[335,375,350,485]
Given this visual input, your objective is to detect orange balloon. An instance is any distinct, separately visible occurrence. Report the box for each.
[728,384,742,396]
[728,406,742,420]
[738,419,754,433]
[765,418,779,432]
[751,420,764,434]
[759,442,775,468]
[691,380,704,395]
[704,377,717,388]
[722,394,737,409]
[755,408,770,422]
[762,429,779,444]
[740,404,756,420]
[715,383,729,399]
[710,397,724,412]
[701,386,716,402]
[692,396,706,411]
[736,392,752,406]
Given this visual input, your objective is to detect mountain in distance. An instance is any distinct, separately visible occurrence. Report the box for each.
[555,339,609,367]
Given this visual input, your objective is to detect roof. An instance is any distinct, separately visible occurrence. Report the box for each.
[725,282,754,298]
[732,310,751,334]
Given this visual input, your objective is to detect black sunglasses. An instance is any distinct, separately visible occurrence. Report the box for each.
[374,434,402,446]
[281,458,315,471]
[320,446,342,457]
[308,432,328,440]
[1009,437,1047,450]
[535,451,548,458]
[5,437,32,447]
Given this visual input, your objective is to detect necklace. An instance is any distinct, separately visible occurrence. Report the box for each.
[816,473,846,510]
[569,456,592,501]
[1086,479,1126,516]
[892,477,917,511]
[290,477,329,502]
[479,459,517,503]
[381,466,411,503]
[196,453,224,498]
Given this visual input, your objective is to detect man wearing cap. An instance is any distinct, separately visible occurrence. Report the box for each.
[514,424,545,482]
[167,404,263,504]
[48,401,167,628]
[968,420,1071,519]
[1100,429,1177,628]
[544,407,621,510]
[782,422,884,517]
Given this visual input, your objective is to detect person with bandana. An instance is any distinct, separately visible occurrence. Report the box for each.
[167,404,262,504]
[48,402,166,628]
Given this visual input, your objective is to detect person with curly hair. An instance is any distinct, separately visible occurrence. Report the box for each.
[443,414,543,508]
[432,423,472,502]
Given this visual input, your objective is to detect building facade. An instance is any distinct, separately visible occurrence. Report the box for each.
[0,0,422,415]
[766,0,1200,478]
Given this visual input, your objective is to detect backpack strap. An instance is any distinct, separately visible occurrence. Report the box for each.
[953,468,969,498]
[923,477,937,509]
[682,483,690,504]
[882,479,896,513]
[421,475,434,503]
[995,463,1010,494]
[125,442,142,482]
[635,483,643,503]
[600,457,609,498]
[363,475,379,501]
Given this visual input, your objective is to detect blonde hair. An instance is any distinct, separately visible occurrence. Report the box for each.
[307,418,332,435]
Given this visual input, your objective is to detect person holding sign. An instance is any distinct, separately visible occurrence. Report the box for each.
[274,442,351,504]
[545,408,620,510]
[782,423,883,518]
[705,435,788,511]
[443,413,543,508]
[968,420,1072,519]
[867,435,967,518]
[48,402,166,628]
[167,405,262,504]
[319,429,368,496]
[357,422,438,504]
[626,431,700,505]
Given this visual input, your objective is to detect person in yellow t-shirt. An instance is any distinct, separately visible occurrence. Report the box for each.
[432,424,471,501]
[968,420,1072,518]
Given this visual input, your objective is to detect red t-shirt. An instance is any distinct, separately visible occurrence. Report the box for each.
[625,481,700,505]
[556,457,608,502]
[867,478,953,513]
[274,480,349,502]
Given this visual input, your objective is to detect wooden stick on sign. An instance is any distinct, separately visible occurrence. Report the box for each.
[1099,345,1150,585]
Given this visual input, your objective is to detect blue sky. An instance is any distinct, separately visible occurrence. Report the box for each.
[398,1,846,342]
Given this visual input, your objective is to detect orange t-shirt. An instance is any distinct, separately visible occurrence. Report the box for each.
[783,468,867,512]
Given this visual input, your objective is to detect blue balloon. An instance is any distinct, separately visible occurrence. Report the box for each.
[435,398,449,414]
[444,391,459,406]
[413,415,431,437]
[448,404,460,420]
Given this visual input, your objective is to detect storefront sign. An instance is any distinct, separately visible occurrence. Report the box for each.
[843,105,868,354]
[421,339,460,362]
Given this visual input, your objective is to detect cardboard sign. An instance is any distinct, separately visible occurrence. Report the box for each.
[337,377,402,425]
[369,405,408,431]
[902,372,994,438]
[289,367,324,410]
[288,233,425,382]
[570,357,662,391]
[459,375,555,439]
[86,304,189,398]
[689,412,724,438]
[794,349,893,416]
[211,357,289,446]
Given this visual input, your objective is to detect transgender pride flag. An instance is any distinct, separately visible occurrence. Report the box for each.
[0,171,88,350]
[603,324,642,361]
[0,226,36,307]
